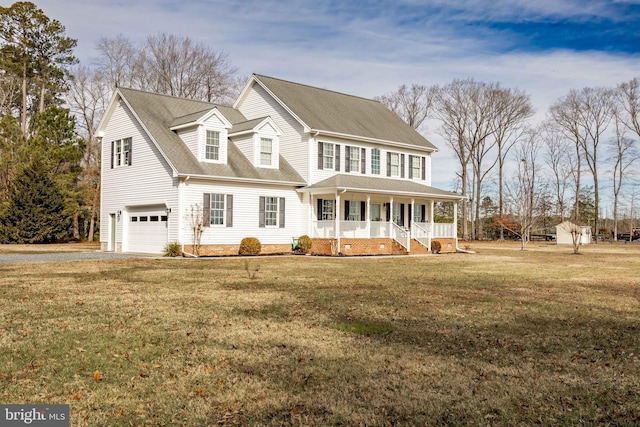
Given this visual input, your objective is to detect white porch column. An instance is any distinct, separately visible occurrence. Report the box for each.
[453,201,458,248]
[410,198,415,238]
[366,194,371,238]
[429,200,434,250]
[388,196,394,237]
[335,191,341,254]
[310,194,314,238]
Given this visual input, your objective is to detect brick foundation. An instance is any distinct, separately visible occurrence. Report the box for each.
[183,243,292,257]
[180,238,458,257]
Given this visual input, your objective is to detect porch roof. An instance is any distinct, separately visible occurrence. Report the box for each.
[298,174,462,200]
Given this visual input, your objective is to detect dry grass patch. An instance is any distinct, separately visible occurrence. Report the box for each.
[1,244,640,425]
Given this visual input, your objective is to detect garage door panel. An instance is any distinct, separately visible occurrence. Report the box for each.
[127,206,168,253]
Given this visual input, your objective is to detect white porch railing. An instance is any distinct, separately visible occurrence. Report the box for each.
[391,223,410,250]
[312,220,456,241]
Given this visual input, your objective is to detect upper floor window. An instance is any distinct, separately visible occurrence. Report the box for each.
[389,153,400,177]
[348,146,360,172]
[318,142,340,171]
[371,148,380,175]
[410,155,422,180]
[205,130,220,161]
[260,138,273,166]
[387,152,405,178]
[111,137,132,168]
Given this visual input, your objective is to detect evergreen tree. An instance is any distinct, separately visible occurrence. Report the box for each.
[0,159,69,243]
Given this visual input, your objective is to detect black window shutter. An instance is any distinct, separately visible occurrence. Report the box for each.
[361,148,366,174]
[128,138,132,166]
[400,154,405,178]
[385,203,391,222]
[386,152,391,177]
[259,196,265,228]
[279,197,285,228]
[421,204,426,222]
[318,142,323,170]
[344,200,350,220]
[203,194,211,227]
[421,157,426,180]
[226,194,233,227]
[110,141,114,169]
[400,203,405,226]
[317,198,323,219]
[360,201,366,221]
[345,146,351,172]
[335,145,340,171]
[408,155,414,179]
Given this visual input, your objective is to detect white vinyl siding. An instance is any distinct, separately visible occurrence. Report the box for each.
[179,180,304,245]
[237,83,308,179]
[100,99,179,251]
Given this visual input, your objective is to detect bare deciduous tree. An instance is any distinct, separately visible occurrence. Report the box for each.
[542,122,574,221]
[490,86,534,239]
[94,33,239,104]
[376,83,436,130]
[66,65,110,241]
[504,130,544,250]
[609,107,639,240]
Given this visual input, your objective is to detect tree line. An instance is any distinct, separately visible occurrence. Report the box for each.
[377,79,640,245]
[1,1,639,244]
[0,2,239,243]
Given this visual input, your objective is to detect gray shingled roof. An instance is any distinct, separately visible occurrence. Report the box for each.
[301,174,462,200]
[118,88,305,184]
[253,74,438,151]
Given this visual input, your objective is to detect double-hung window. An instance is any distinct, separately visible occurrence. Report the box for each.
[371,148,380,175]
[260,138,273,166]
[205,130,220,161]
[259,196,285,228]
[203,193,233,227]
[320,199,334,220]
[111,137,132,168]
[318,142,340,171]
[265,197,278,226]
[410,155,421,180]
[389,153,400,177]
[348,146,360,173]
[387,152,405,178]
[322,142,334,169]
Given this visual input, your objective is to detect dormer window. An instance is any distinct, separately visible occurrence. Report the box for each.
[205,130,220,161]
[260,138,273,166]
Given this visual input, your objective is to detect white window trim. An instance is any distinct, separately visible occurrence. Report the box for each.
[113,137,131,168]
[254,134,279,169]
[322,142,335,170]
[349,146,360,173]
[209,193,226,226]
[264,196,279,227]
[200,126,227,164]
[389,152,401,177]
[371,148,380,175]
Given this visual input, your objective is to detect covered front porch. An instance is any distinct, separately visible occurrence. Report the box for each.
[299,175,461,255]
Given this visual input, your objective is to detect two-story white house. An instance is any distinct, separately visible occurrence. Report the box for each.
[99,74,462,255]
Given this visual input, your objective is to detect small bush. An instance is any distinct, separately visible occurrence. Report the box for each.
[297,235,313,253]
[163,241,181,257]
[239,237,261,255]
[431,240,442,254]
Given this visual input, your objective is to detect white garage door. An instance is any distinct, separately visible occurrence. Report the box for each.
[127,206,168,254]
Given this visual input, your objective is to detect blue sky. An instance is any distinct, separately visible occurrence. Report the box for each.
[33,0,640,194]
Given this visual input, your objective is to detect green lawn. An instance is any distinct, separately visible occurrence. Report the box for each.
[1,242,639,426]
